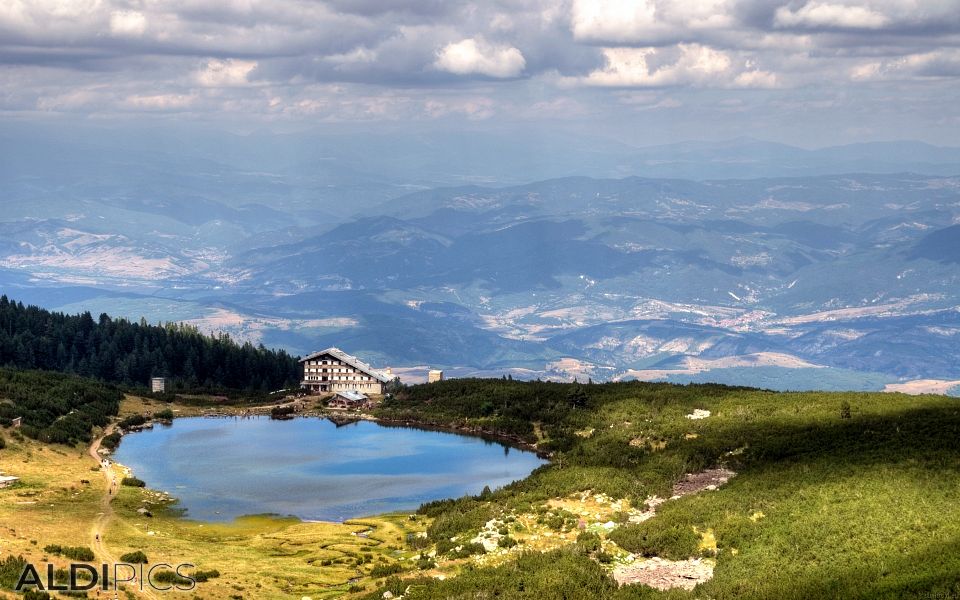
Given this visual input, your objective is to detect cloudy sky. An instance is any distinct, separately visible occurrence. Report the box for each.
[2,0,960,145]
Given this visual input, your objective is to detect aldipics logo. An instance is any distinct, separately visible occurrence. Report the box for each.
[16,562,197,593]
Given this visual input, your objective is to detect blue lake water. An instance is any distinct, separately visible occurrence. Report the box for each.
[112,416,547,522]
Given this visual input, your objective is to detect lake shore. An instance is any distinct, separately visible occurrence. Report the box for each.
[107,398,546,524]
[0,427,433,599]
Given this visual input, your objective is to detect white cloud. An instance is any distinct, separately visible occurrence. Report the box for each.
[123,93,195,111]
[109,10,146,37]
[580,44,779,89]
[571,0,734,44]
[193,59,258,87]
[434,37,526,78]
[583,44,732,87]
[774,2,891,30]
[424,97,496,119]
[733,69,778,88]
[851,49,960,81]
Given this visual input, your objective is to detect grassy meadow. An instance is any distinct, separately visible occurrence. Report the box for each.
[367,380,960,599]
[2,378,960,599]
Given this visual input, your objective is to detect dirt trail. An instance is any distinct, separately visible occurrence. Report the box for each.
[88,425,159,600]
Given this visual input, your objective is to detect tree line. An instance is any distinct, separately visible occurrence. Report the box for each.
[0,295,300,391]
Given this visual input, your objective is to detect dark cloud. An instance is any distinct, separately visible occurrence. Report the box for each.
[0,0,956,146]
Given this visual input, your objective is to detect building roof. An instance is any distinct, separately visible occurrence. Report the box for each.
[299,347,390,382]
[335,390,369,402]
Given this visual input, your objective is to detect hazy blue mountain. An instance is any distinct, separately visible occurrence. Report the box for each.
[910,225,960,263]
[2,126,959,390]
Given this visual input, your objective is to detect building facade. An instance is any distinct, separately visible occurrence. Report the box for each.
[428,369,444,383]
[151,377,166,393]
[300,347,389,395]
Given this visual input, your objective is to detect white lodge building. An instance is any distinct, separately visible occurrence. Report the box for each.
[299,347,390,395]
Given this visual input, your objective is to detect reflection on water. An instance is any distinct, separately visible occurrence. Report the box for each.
[112,416,547,522]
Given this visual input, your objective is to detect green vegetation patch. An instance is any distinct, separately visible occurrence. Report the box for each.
[43,544,95,561]
[370,379,960,599]
[0,368,121,444]
[119,550,149,563]
[609,521,700,561]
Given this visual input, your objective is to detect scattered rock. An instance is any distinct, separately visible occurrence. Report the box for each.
[672,468,735,497]
[685,409,711,420]
[613,557,714,591]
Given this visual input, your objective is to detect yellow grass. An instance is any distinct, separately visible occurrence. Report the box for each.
[0,397,432,599]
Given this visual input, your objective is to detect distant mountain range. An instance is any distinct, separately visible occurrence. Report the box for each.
[1,126,958,393]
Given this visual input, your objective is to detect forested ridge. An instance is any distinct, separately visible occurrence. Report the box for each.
[0,295,300,391]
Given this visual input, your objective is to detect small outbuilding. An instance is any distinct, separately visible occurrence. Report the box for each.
[328,390,369,410]
[428,369,444,383]
[150,377,167,393]
[0,474,20,489]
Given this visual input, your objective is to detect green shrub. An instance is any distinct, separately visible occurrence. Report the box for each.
[270,405,295,419]
[121,477,145,487]
[0,555,28,590]
[406,533,431,550]
[100,432,122,450]
[449,542,487,559]
[44,545,95,562]
[153,409,174,420]
[424,499,496,542]
[63,546,95,561]
[119,551,148,563]
[193,569,220,582]
[369,562,403,578]
[575,531,601,554]
[151,570,191,585]
[609,522,699,560]
[119,415,147,429]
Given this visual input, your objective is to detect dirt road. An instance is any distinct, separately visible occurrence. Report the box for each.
[88,425,159,600]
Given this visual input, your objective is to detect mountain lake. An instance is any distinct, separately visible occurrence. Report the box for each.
[112,416,547,522]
